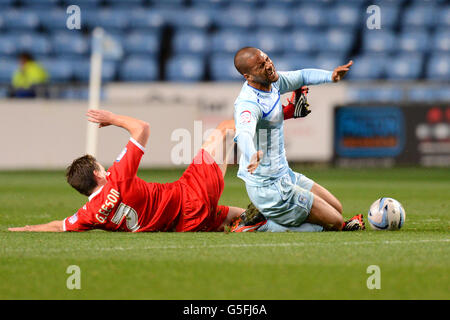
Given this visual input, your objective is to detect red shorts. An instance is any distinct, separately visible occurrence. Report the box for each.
[175,149,229,232]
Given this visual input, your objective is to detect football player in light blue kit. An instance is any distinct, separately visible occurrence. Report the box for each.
[230,47,364,232]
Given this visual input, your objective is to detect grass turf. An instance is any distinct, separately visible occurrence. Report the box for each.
[0,166,449,300]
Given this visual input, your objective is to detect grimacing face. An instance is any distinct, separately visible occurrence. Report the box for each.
[247,50,279,85]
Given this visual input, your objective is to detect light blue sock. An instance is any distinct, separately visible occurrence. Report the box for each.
[257,219,323,232]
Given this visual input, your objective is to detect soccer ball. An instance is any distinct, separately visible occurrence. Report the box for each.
[368,197,406,230]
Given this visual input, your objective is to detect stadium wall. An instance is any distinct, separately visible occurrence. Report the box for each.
[0,82,345,169]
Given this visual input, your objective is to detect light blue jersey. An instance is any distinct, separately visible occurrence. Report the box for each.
[233,69,332,230]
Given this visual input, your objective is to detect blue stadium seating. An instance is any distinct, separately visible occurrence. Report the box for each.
[315,54,347,71]
[214,7,255,30]
[172,31,210,55]
[62,0,102,8]
[385,54,424,80]
[439,6,450,28]
[119,56,158,81]
[2,10,39,30]
[432,29,450,52]
[398,31,430,53]
[70,59,117,82]
[20,0,59,7]
[319,29,355,55]
[291,5,327,29]
[408,86,450,102]
[165,55,204,82]
[14,33,52,55]
[348,87,404,102]
[402,5,437,29]
[283,31,321,54]
[168,8,214,30]
[0,34,17,56]
[426,54,450,81]
[150,0,186,8]
[362,30,397,53]
[40,58,73,82]
[51,32,89,57]
[123,31,160,55]
[329,5,362,29]
[209,54,241,81]
[273,54,317,71]
[84,9,129,30]
[0,58,17,83]
[104,0,144,6]
[32,8,69,31]
[127,9,165,30]
[345,54,387,80]
[211,31,251,54]
[255,8,291,30]
[252,31,286,56]
[190,0,226,8]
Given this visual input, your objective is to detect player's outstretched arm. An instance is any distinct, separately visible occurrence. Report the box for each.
[331,60,353,82]
[86,109,150,149]
[8,220,64,232]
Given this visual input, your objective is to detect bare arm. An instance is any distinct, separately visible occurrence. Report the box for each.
[8,220,64,232]
[86,109,150,148]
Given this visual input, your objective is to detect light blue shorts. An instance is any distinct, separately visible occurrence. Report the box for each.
[246,169,315,228]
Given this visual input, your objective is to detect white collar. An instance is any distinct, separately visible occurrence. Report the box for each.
[88,185,104,201]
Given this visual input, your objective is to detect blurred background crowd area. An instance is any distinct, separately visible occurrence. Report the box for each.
[0,0,448,99]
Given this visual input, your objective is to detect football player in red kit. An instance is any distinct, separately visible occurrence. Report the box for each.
[9,109,244,233]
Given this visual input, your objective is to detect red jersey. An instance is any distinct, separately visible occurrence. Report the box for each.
[64,138,182,232]
[63,139,229,232]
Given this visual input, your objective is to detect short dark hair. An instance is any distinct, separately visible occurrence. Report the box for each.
[66,155,100,196]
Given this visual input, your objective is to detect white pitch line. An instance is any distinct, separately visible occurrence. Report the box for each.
[2,238,449,254]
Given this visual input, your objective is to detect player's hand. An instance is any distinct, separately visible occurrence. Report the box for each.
[247,150,263,174]
[86,109,115,128]
[331,60,353,82]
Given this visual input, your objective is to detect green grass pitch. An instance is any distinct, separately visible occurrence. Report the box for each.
[0,166,448,300]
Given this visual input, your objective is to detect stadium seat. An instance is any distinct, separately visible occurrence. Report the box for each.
[172,31,210,55]
[32,8,69,31]
[291,5,327,29]
[39,58,73,82]
[62,0,102,7]
[261,0,302,8]
[2,10,39,30]
[0,59,17,83]
[362,30,397,53]
[168,8,214,30]
[432,29,450,52]
[398,31,430,53]
[347,87,404,102]
[438,6,450,28]
[283,31,321,54]
[71,59,117,82]
[14,33,52,56]
[375,5,400,29]
[211,31,252,54]
[385,54,423,80]
[127,9,165,30]
[214,7,255,30]
[84,9,129,30]
[209,54,241,81]
[0,34,17,56]
[255,8,291,30]
[123,32,160,55]
[273,54,317,71]
[426,54,450,81]
[345,54,387,80]
[402,5,436,29]
[150,0,186,8]
[51,32,89,56]
[315,54,347,71]
[252,32,286,56]
[165,55,204,82]
[119,56,159,81]
[20,0,59,7]
[407,86,450,102]
[104,0,144,6]
[191,0,226,8]
[319,28,355,55]
[328,5,362,29]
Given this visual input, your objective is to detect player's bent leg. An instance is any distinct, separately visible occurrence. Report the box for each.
[201,120,236,178]
[217,206,245,231]
[310,182,343,215]
[306,194,344,231]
